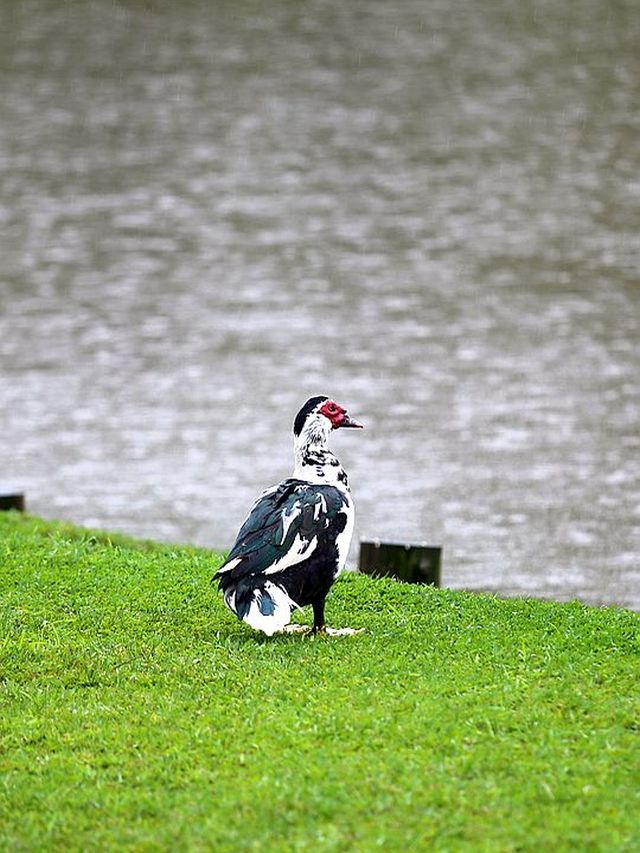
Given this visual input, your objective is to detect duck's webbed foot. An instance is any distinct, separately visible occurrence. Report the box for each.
[282,623,310,634]
[282,623,363,637]
[321,626,364,636]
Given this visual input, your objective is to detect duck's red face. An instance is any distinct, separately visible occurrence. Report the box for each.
[318,399,364,430]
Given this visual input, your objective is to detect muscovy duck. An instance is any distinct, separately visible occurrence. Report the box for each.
[213,396,363,636]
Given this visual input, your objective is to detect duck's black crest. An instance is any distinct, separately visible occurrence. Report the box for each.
[293,395,329,436]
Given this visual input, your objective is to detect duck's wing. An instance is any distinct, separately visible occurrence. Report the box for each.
[214,479,347,581]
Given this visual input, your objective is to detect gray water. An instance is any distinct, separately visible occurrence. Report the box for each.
[1,0,639,610]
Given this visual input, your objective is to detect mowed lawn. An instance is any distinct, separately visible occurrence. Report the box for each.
[1,512,638,852]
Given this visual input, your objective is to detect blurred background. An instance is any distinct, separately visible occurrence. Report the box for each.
[1,0,638,609]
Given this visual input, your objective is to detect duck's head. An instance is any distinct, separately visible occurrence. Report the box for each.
[293,396,364,438]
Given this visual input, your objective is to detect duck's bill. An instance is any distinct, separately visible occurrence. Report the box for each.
[340,415,364,429]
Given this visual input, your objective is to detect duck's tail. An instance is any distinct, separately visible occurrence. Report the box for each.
[221,577,299,636]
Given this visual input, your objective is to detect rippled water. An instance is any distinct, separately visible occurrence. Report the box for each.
[1,0,639,609]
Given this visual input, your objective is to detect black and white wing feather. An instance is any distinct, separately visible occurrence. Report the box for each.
[216,478,347,578]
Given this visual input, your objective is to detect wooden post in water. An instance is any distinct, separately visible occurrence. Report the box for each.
[359,540,441,586]
[0,493,25,512]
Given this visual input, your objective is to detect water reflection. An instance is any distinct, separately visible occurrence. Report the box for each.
[1,0,638,609]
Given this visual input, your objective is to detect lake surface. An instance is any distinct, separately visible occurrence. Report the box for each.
[1,0,638,609]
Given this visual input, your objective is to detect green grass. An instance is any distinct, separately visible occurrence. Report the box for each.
[1,512,638,852]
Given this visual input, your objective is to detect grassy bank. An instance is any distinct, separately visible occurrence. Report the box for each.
[1,513,638,851]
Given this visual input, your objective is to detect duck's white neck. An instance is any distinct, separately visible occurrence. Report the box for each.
[292,416,350,489]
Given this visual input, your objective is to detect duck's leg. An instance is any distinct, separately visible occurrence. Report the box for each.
[311,596,363,636]
[281,598,327,635]
[311,596,326,634]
